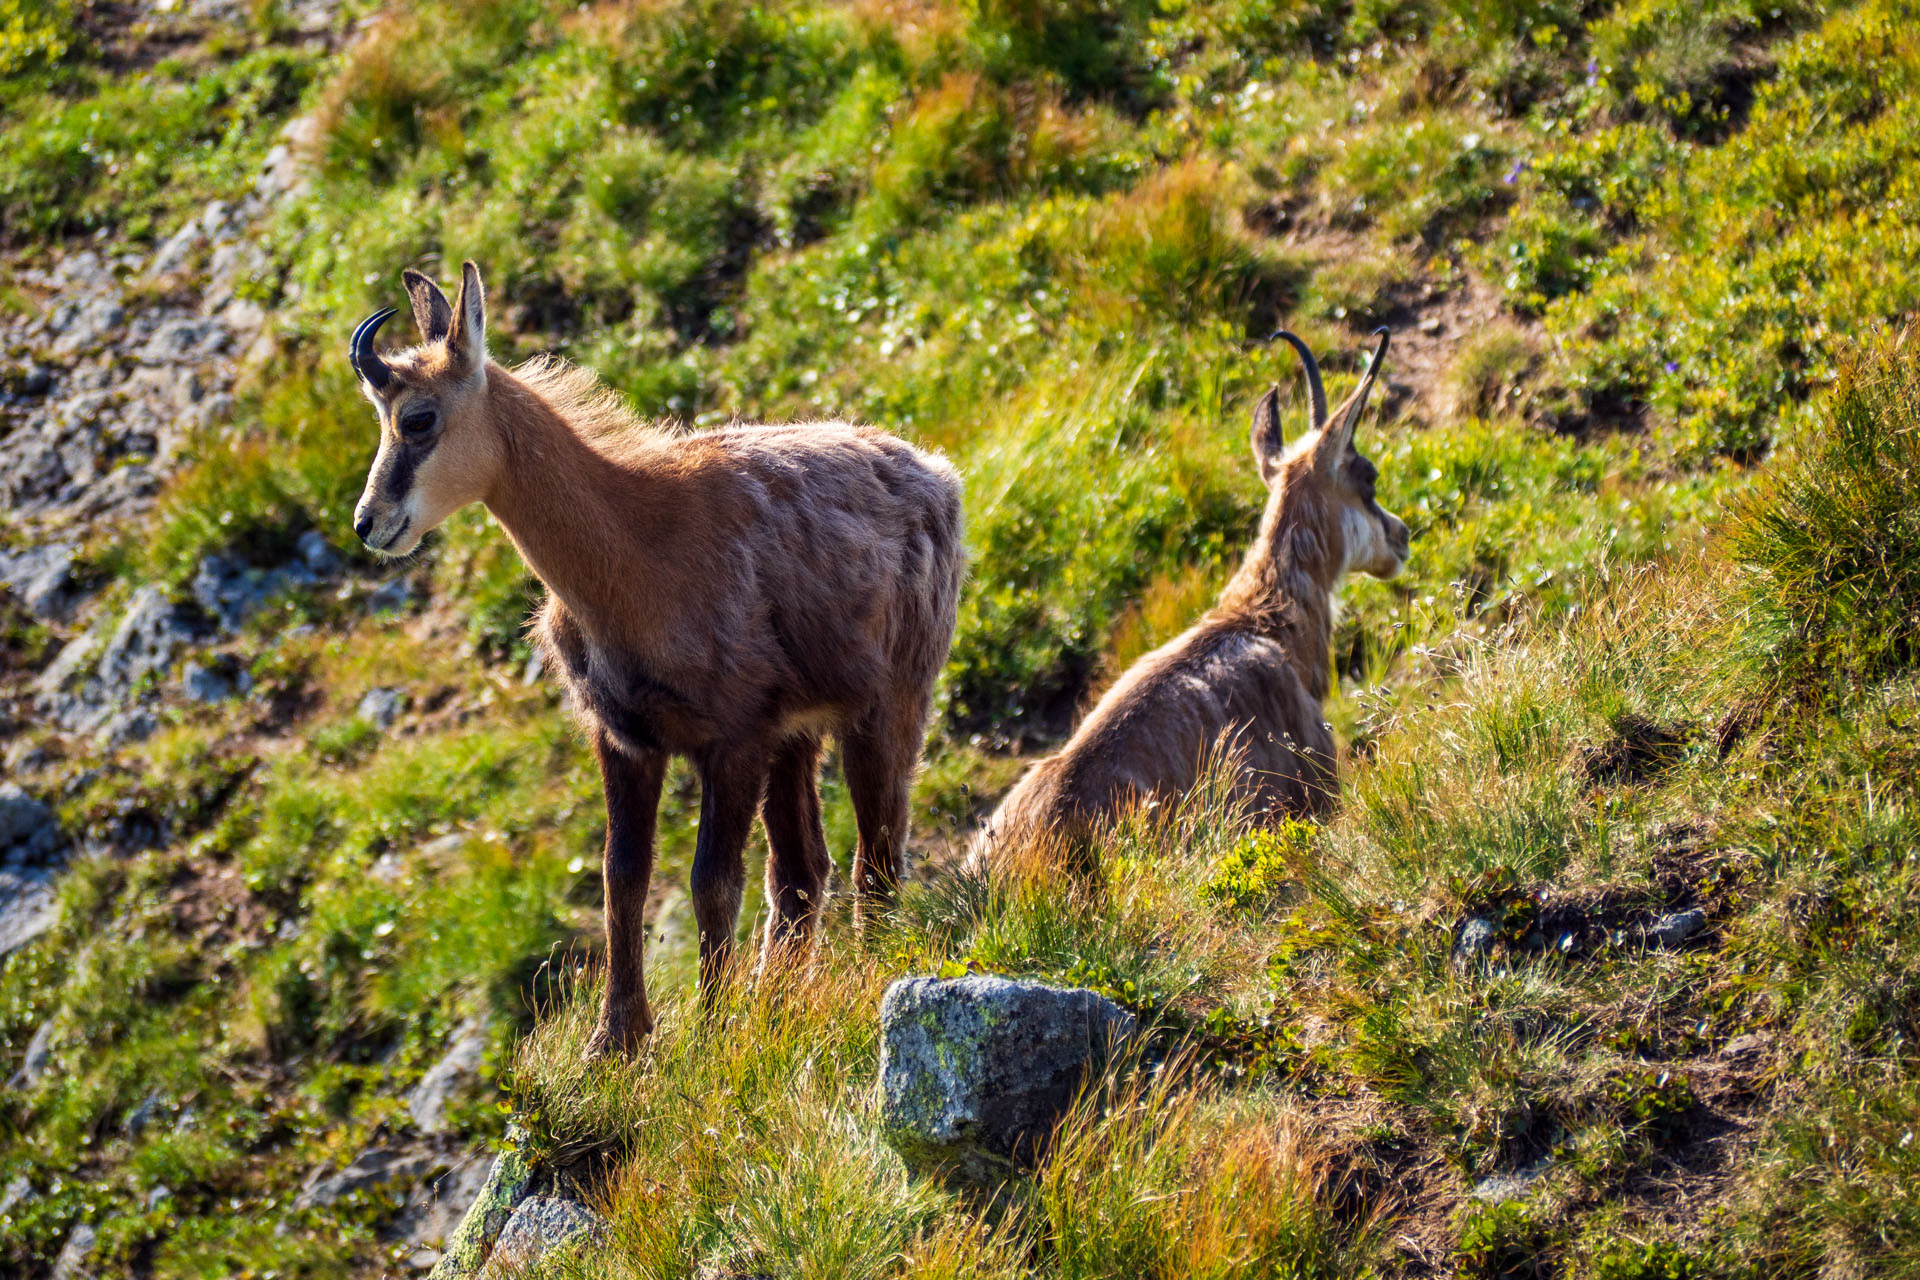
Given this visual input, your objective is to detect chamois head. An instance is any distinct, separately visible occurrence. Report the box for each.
[1249,326,1410,581]
[349,261,499,556]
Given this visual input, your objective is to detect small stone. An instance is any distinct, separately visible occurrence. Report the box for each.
[0,542,80,619]
[1720,1032,1767,1059]
[359,687,407,729]
[408,1019,489,1134]
[296,529,343,575]
[125,1088,166,1137]
[0,868,60,958]
[99,706,161,746]
[50,1221,97,1280]
[408,1247,442,1272]
[294,1147,439,1210]
[1455,915,1499,959]
[878,974,1137,1186]
[180,662,235,703]
[366,576,419,615]
[34,629,103,699]
[49,297,126,358]
[1419,316,1444,335]
[21,366,53,396]
[8,1017,59,1089]
[145,219,204,279]
[0,1173,31,1214]
[1646,908,1707,949]
[1472,1159,1550,1203]
[0,783,56,856]
[478,1195,611,1278]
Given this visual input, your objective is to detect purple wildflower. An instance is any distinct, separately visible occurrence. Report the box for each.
[1665,361,1679,374]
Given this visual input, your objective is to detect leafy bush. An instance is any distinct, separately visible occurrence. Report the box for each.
[1728,330,1920,683]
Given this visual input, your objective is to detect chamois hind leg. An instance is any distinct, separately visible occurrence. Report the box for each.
[842,712,923,929]
[758,733,831,971]
[586,732,667,1059]
[690,743,770,1008]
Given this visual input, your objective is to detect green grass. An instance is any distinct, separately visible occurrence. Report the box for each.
[5,0,1920,1274]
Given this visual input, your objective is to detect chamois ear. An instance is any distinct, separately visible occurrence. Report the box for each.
[446,260,488,373]
[1250,385,1286,486]
[403,269,453,344]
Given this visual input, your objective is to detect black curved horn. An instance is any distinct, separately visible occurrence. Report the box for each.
[1338,326,1393,435]
[351,307,398,390]
[1269,329,1328,428]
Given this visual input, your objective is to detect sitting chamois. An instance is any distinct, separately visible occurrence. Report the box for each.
[348,263,964,1055]
[970,328,1408,870]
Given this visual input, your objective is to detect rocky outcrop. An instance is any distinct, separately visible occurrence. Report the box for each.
[478,1195,611,1278]
[428,1138,533,1280]
[0,784,63,960]
[419,1128,618,1279]
[878,974,1137,1187]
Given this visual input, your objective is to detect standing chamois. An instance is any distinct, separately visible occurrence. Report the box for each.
[348,263,964,1055]
[970,328,1409,870]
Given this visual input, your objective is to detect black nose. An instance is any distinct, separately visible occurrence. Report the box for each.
[354,514,374,541]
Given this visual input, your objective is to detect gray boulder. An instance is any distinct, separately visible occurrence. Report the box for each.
[98,586,194,695]
[409,1019,489,1134]
[0,868,59,958]
[396,1153,494,1255]
[192,553,311,634]
[0,542,80,619]
[478,1195,610,1279]
[878,974,1136,1186]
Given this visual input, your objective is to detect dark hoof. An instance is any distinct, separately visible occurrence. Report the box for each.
[585,1009,652,1060]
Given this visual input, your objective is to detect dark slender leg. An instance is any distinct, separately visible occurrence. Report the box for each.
[841,721,918,929]
[587,732,667,1058]
[690,743,769,1006]
[759,734,831,969]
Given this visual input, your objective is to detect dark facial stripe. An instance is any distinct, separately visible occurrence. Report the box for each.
[381,435,435,502]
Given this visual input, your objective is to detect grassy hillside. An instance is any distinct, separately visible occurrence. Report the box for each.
[2,0,1919,1274]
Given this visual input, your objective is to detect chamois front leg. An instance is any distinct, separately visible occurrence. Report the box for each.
[690,743,770,1008]
[587,732,667,1059]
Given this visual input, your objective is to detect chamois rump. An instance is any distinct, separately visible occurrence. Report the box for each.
[348,262,964,1055]
[970,328,1409,870]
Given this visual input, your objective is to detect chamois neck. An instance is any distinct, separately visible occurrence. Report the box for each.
[1210,491,1342,703]
[478,367,665,644]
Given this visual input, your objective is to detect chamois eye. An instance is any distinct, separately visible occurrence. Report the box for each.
[400,409,438,437]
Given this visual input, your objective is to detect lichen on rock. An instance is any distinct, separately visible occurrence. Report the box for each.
[878,974,1136,1187]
